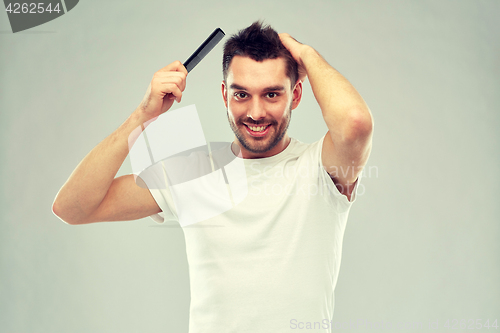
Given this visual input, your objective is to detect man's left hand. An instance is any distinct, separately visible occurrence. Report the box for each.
[278,33,308,83]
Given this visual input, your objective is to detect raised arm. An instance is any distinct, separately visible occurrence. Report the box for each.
[279,33,373,200]
[52,61,188,224]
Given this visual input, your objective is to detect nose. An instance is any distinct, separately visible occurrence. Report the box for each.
[247,97,266,121]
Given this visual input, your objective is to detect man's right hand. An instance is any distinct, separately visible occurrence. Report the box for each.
[52,62,189,225]
[137,60,188,120]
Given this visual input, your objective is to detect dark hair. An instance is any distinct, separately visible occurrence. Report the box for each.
[222,21,299,88]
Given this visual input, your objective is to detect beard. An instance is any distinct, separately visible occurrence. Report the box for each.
[227,105,292,154]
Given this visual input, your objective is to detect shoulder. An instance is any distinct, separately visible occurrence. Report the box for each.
[286,137,319,156]
[285,137,324,163]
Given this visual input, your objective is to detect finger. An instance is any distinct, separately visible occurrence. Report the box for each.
[152,73,187,96]
[155,70,186,78]
[159,60,188,75]
[164,84,182,103]
[155,73,186,92]
[151,78,183,103]
[279,33,301,46]
[279,33,292,43]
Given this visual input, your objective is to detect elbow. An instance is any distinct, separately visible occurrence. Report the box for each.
[52,197,85,225]
[52,199,73,225]
[342,107,373,143]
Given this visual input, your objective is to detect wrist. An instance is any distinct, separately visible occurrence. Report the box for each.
[299,45,318,66]
[130,107,156,127]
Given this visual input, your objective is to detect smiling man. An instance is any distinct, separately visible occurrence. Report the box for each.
[53,21,373,333]
[223,56,295,158]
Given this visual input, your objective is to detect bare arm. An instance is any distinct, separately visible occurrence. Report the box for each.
[52,61,188,224]
[279,34,373,200]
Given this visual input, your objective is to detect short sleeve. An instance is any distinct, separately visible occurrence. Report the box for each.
[315,134,361,210]
[138,161,178,224]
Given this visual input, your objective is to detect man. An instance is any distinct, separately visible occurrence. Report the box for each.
[53,21,373,332]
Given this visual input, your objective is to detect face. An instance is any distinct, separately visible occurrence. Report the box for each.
[222,56,302,158]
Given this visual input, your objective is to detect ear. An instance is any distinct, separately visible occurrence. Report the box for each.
[221,81,228,108]
[291,80,303,110]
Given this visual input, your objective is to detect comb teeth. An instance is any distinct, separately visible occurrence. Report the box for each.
[183,28,225,73]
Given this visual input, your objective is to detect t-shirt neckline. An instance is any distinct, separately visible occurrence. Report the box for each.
[227,138,297,164]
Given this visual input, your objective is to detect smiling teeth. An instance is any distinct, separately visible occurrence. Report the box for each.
[248,125,267,132]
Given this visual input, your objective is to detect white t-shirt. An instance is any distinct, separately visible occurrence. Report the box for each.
[145,135,359,333]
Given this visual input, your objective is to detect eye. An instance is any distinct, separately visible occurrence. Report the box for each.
[234,92,248,99]
[267,92,278,98]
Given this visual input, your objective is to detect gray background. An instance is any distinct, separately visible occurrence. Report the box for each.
[1,0,499,332]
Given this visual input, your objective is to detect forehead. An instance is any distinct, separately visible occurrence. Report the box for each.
[226,56,290,90]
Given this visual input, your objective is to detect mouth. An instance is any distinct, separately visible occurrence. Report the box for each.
[244,123,271,137]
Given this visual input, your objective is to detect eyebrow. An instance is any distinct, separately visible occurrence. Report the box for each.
[229,84,285,92]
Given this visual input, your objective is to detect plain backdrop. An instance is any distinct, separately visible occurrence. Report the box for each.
[1,1,499,332]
